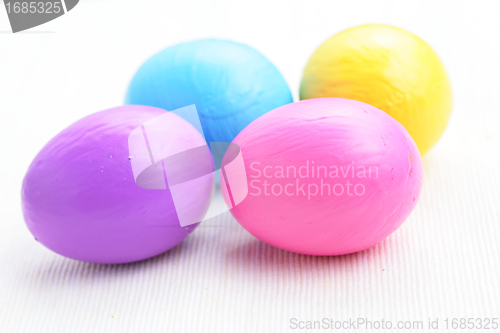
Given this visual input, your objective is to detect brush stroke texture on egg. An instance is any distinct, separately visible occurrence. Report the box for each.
[228,98,423,256]
[300,24,452,155]
[125,39,293,145]
[21,106,213,264]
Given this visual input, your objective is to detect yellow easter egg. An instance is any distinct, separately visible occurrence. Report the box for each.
[300,24,452,155]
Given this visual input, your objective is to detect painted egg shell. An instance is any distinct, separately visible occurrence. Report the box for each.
[125,39,293,145]
[228,98,423,256]
[21,105,213,264]
[300,24,452,155]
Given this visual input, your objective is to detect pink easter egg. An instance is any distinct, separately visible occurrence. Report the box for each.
[228,98,423,255]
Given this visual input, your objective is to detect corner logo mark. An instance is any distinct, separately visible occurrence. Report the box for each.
[3,0,79,33]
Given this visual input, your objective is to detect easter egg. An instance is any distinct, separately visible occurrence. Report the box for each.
[228,98,423,256]
[21,105,213,264]
[125,39,293,145]
[300,24,452,155]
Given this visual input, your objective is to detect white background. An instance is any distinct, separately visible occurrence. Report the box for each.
[0,0,499,332]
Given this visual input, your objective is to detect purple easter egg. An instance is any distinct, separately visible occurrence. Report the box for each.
[21,105,213,264]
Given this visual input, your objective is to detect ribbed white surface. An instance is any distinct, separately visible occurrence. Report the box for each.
[0,0,499,332]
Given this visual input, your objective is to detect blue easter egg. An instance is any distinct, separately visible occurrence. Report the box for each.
[125,39,293,144]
